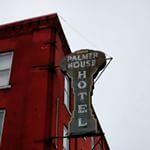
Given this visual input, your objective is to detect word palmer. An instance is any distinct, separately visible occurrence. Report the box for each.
[67,52,99,69]
[76,70,89,127]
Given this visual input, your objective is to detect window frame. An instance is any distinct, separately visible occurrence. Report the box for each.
[0,51,14,89]
[91,136,95,149]
[63,126,69,150]
[0,109,6,143]
[64,75,70,111]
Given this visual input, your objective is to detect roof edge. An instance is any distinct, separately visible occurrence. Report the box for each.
[0,13,58,28]
[0,13,71,54]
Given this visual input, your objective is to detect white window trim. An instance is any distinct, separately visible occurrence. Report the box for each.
[0,51,14,89]
[64,76,70,111]
[0,85,11,90]
[0,109,6,143]
[63,126,69,150]
[91,136,95,149]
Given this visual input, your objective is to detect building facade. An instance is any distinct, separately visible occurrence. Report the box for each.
[0,13,109,150]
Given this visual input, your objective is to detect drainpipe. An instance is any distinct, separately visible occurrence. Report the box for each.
[44,27,56,150]
[55,97,60,148]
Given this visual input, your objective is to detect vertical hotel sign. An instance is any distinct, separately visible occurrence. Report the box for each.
[61,49,106,136]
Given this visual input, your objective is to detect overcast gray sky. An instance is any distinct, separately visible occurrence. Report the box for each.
[1,0,150,149]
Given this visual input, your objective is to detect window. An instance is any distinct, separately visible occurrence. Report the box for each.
[63,126,69,150]
[64,76,70,110]
[0,51,13,89]
[0,110,5,142]
[91,136,94,149]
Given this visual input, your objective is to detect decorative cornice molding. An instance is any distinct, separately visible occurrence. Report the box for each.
[0,13,70,54]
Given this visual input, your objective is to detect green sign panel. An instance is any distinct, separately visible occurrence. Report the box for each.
[61,49,106,136]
